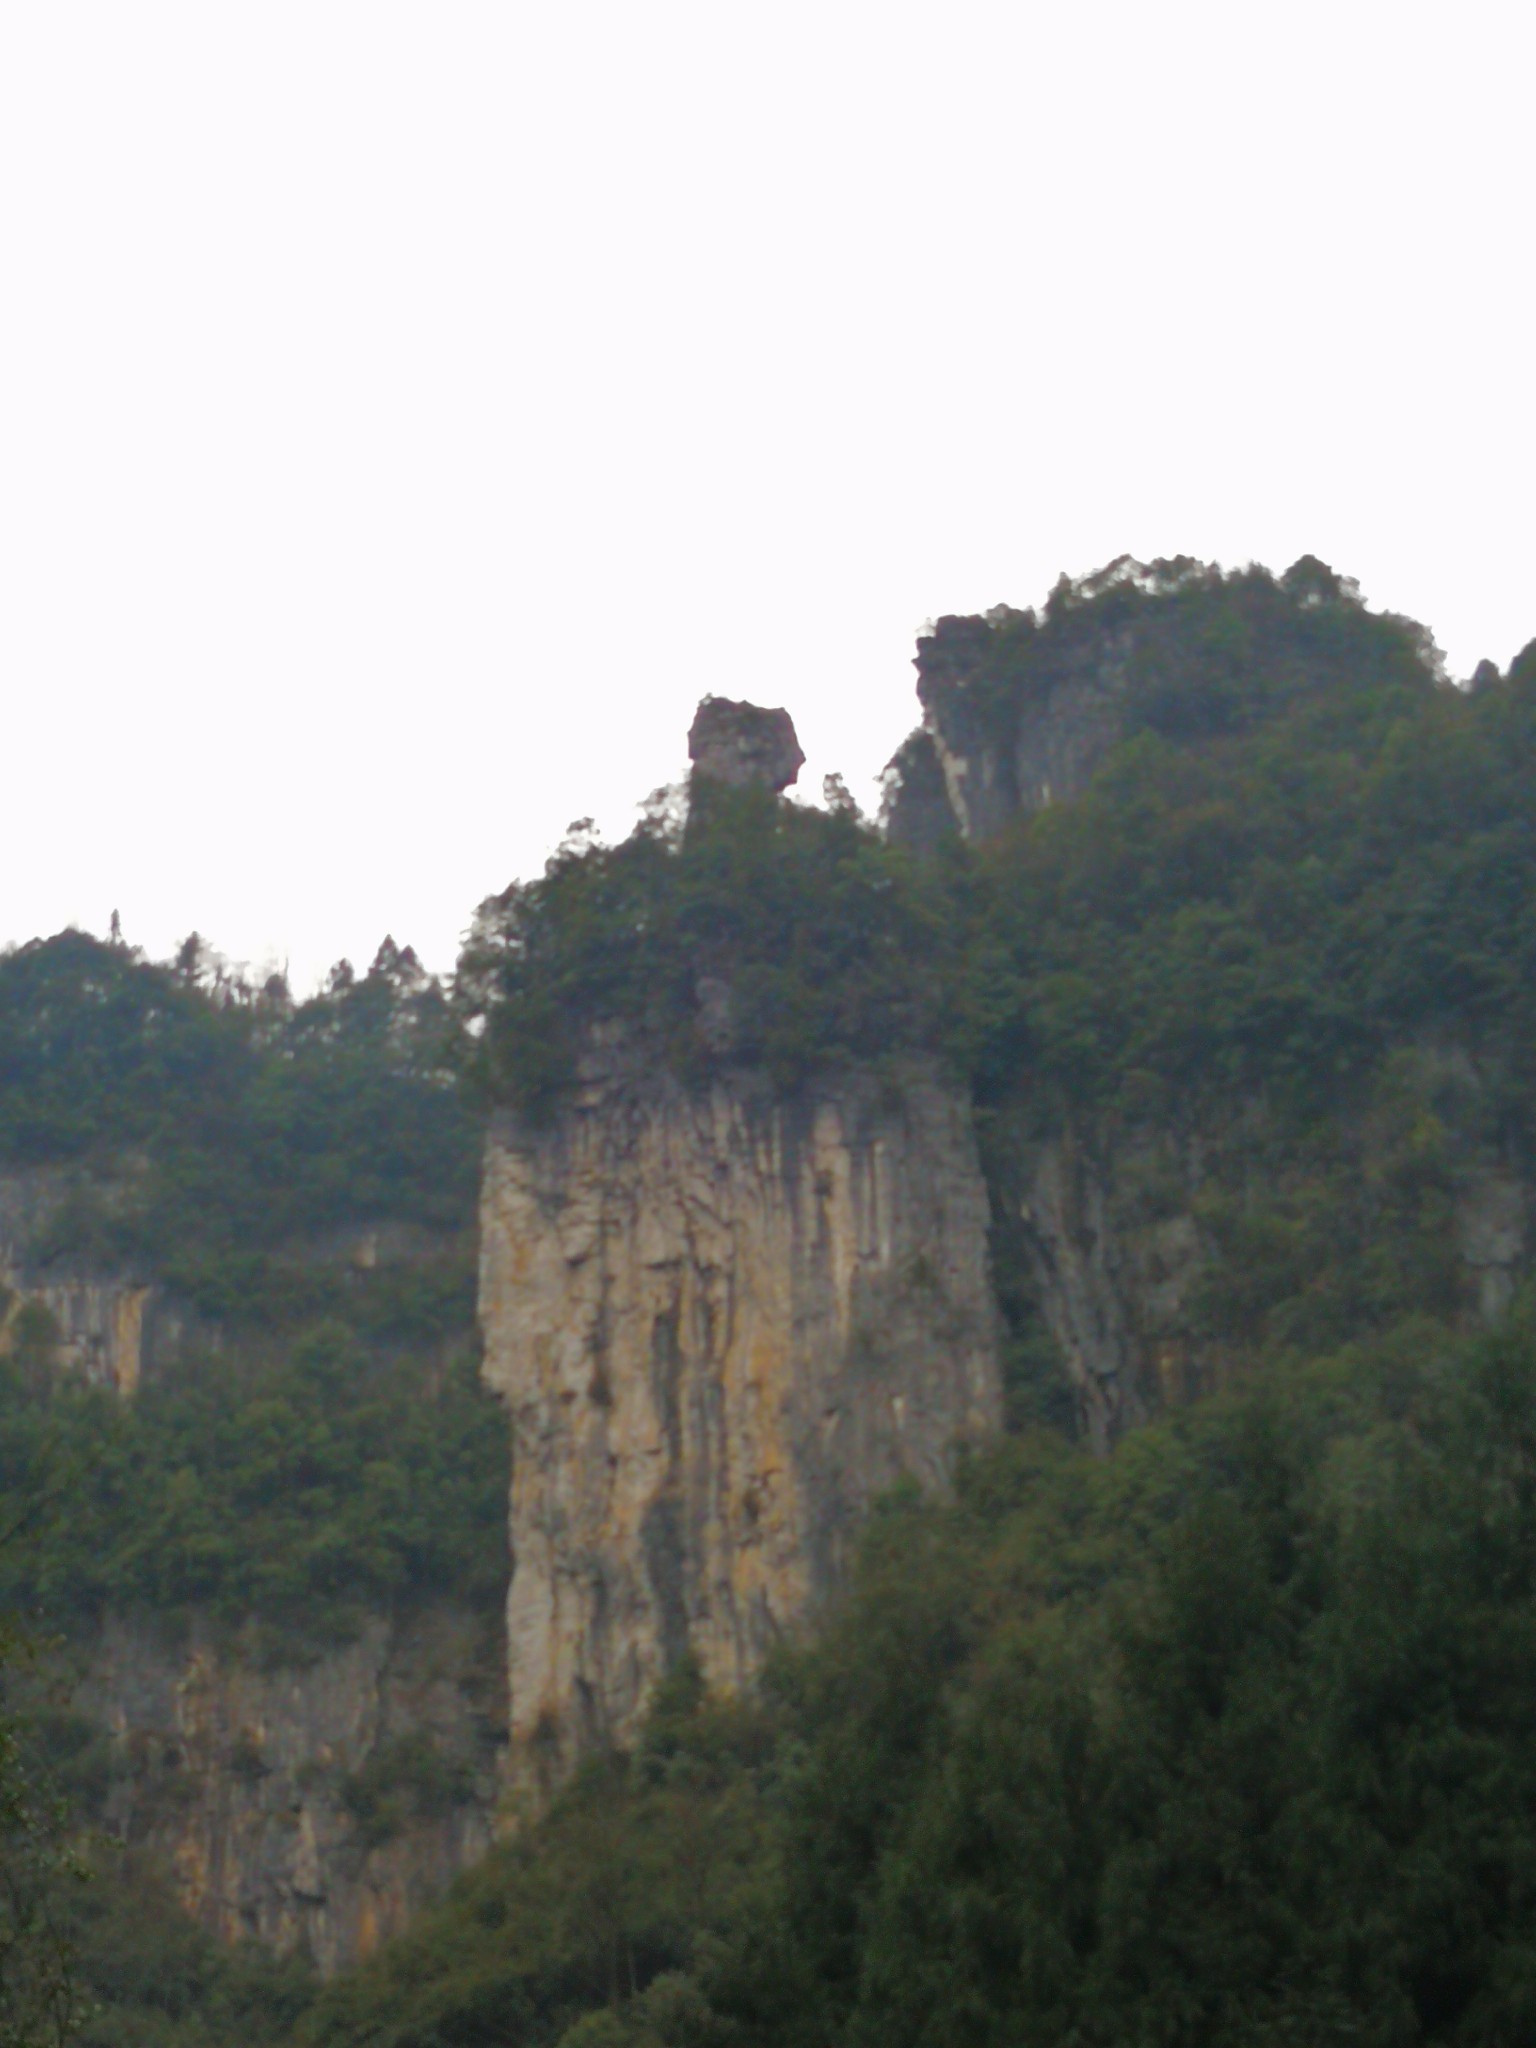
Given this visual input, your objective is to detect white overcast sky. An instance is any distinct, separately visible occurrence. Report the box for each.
[1,2,1531,992]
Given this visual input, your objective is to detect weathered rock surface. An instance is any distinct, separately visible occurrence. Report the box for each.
[0,1166,184,1394]
[997,1077,1532,1450]
[879,608,1138,845]
[687,696,805,792]
[68,1607,505,1976]
[881,731,961,855]
[479,1055,1000,1799]
[0,1274,155,1394]
[927,633,1129,840]
[0,1170,459,1396]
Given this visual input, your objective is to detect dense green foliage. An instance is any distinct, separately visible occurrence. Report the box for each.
[0,931,479,1322]
[284,1307,1536,2048]
[54,1860,314,2048]
[0,1636,81,2048]
[457,784,960,1114]
[0,931,504,1635]
[969,596,1536,1120]
[464,556,1536,1162]
[0,1323,504,1636]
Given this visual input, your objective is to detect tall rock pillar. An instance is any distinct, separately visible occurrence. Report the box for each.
[478,1059,1000,1800]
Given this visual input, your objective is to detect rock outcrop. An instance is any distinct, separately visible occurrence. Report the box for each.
[889,607,1135,843]
[687,696,805,792]
[0,1167,185,1394]
[0,1275,155,1394]
[993,1062,1532,1451]
[67,1607,505,1976]
[479,1054,1000,1799]
[885,559,1414,848]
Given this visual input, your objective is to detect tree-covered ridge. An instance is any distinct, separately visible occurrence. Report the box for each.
[464,558,1536,1130]
[970,602,1536,1116]
[914,552,1446,763]
[0,930,480,1321]
[0,930,505,1636]
[456,784,962,1115]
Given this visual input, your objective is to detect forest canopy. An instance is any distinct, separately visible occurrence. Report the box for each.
[461,559,1536,1136]
[0,931,503,1639]
[286,1304,1536,2048]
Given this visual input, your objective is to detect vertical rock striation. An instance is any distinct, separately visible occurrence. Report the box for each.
[994,1067,1533,1451]
[0,1167,172,1393]
[479,1055,1000,1798]
[70,1608,505,1977]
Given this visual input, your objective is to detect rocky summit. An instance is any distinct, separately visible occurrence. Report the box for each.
[686,693,805,790]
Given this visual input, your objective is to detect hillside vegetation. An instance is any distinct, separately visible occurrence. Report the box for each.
[290,1307,1536,2048]
[344,558,1536,2047]
[3,556,1536,2044]
[0,933,505,1637]
[463,558,1536,1136]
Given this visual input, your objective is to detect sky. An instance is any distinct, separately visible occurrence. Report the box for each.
[1,1,1531,993]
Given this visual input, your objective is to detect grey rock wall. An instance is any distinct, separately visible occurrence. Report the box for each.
[996,1078,1531,1450]
[68,1607,505,1976]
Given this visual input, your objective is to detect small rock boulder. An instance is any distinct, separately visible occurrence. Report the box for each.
[687,696,805,792]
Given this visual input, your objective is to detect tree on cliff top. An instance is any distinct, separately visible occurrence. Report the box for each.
[911,554,1443,757]
[456,783,961,1116]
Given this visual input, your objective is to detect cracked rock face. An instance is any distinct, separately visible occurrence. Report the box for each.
[69,1607,505,1976]
[686,696,805,792]
[478,1059,1000,1801]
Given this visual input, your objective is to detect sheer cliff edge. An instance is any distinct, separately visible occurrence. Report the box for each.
[478,1052,1001,1801]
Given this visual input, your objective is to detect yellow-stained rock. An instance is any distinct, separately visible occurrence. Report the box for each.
[479,1057,1001,1798]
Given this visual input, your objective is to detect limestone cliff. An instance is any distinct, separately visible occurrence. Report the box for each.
[991,1057,1532,1451]
[890,605,1135,843]
[65,1606,504,1976]
[0,1166,182,1394]
[0,1170,457,1397]
[479,1054,1000,1797]
[885,558,1411,847]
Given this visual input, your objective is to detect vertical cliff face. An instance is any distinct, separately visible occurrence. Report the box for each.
[890,609,1136,844]
[69,1607,505,1977]
[479,1055,1000,1797]
[0,1166,196,1394]
[0,1275,153,1393]
[993,1062,1533,1451]
[929,635,1129,839]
